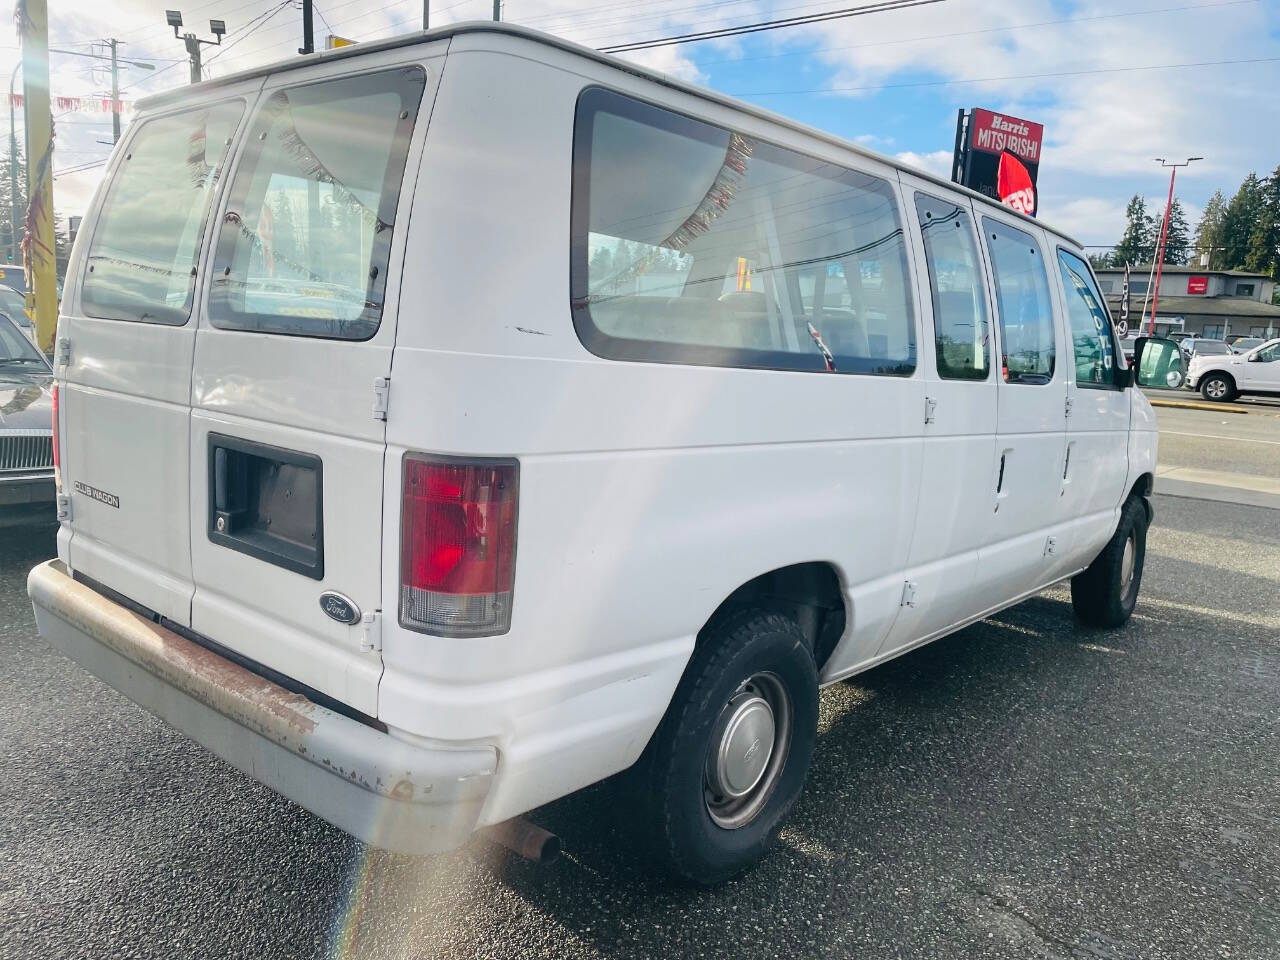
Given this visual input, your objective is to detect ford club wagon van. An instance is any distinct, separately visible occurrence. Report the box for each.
[28,22,1183,884]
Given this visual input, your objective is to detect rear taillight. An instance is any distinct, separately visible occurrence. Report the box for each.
[50,382,61,491]
[399,454,518,637]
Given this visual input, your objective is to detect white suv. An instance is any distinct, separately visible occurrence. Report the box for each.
[1186,338,1280,402]
[29,24,1174,884]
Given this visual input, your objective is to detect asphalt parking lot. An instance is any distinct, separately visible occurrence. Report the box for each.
[2,407,1278,960]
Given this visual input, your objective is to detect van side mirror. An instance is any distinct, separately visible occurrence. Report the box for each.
[1132,336,1186,390]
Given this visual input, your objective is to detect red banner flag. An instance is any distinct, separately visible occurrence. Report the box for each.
[997,151,1036,216]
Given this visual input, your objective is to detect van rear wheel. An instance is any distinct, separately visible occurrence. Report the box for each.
[635,609,818,885]
[1070,496,1149,628]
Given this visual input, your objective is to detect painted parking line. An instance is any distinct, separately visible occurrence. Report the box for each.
[1160,430,1280,446]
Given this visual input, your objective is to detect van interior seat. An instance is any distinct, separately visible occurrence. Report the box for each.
[591,295,746,348]
[716,292,778,350]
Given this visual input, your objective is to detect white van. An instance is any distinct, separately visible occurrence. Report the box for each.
[28,23,1185,884]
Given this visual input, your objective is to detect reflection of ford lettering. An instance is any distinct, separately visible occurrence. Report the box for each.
[72,481,120,509]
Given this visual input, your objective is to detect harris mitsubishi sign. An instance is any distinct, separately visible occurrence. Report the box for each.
[952,108,1045,216]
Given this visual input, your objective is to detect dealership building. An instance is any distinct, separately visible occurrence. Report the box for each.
[1093,265,1280,340]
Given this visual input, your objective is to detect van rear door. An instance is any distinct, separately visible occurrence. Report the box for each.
[188,56,434,715]
[62,94,252,624]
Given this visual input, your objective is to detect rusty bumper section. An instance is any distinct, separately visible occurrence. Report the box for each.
[28,559,496,856]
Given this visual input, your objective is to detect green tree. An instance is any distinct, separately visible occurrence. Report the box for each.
[1193,189,1227,269]
[1245,164,1280,279]
[1112,194,1154,266]
[1222,172,1263,270]
[1087,251,1114,270]
[1162,197,1191,265]
[0,144,29,265]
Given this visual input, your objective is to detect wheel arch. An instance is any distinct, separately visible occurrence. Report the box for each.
[698,561,847,672]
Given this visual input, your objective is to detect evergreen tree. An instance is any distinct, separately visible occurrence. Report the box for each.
[1162,198,1191,265]
[1222,173,1263,270]
[1193,189,1227,269]
[1245,164,1280,279]
[1112,194,1154,266]
[0,144,29,266]
[1087,251,1114,270]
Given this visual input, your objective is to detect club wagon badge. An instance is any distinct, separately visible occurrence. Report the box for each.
[319,591,361,625]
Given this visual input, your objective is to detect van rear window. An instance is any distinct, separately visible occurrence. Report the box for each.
[207,67,426,341]
[81,100,244,325]
[571,87,915,375]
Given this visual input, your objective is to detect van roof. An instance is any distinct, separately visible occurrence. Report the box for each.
[137,20,1079,248]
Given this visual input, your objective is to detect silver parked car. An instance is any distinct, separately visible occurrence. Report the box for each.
[0,310,55,522]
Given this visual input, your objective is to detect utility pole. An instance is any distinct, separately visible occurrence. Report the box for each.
[300,0,315,54]
[109,39,120,144]
[18,0,57,352]
[423,1,429,29]
[166,11,224,84]
[8,65,21,267]
[493,0,501,20]
[1147,156,1202,335]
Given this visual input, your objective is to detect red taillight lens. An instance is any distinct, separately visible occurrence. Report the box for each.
[399,454,518,637]
[50,382,61,491]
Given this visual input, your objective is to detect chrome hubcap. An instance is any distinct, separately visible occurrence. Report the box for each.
[1207,380,1226,398]
[705,672,791,829]
[1120,532,1136,595]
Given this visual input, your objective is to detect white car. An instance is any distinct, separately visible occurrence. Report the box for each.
[1186,338,1280,402]
[29,23,1174,885]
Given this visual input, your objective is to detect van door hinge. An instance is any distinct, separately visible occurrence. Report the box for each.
[56,493,71,521]
[1044,536,1058,557]
[901,580,917,607]
[359,611,382,652]
[924,395,937,425]
[1064,395,1074,418]
[372,377,390,421]
[55,337,71,367]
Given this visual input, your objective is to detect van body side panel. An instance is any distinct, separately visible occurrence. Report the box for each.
[382,43,923,823]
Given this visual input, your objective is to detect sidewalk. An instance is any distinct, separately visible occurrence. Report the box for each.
[1155,464,1280,510]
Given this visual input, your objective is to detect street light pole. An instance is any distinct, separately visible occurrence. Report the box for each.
[1147,156,1202,335]
[167,12,225,84]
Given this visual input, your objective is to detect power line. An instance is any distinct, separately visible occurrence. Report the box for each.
[690,0,1260,70]
[598,0,946,53]
[731,54,1280,97]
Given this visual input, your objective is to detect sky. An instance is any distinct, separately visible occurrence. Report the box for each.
[2,0,1279,249]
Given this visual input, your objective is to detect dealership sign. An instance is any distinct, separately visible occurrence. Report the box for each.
[952,108,1044,217]
[1187,275,1208,294]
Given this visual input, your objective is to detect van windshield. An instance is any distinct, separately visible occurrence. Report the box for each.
[81,100,244,325]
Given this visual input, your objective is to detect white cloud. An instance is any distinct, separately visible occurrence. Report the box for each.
[893,149,952,179]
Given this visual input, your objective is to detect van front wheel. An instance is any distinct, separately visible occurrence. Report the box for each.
[636,609,818,885]
[1071,496,1149,628]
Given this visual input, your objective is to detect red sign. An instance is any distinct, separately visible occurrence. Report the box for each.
[969,108,1044,164]
[1186,275,1208,295]
[997,152,1036,216]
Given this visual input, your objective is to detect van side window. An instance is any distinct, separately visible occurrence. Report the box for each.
[81,100,244,325]
[914,193,990,380]
[1056,248,1117,388]
[571,87,916,376]
[208,68,426,340]
[982,218,1056,384]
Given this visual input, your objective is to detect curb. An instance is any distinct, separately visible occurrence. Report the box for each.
[1146,397,1250,415]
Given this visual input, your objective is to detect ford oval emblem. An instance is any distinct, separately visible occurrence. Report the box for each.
[319,591,361,625]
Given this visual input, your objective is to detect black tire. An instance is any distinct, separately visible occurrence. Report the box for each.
[1071,496,1149,628]
[634,609,819,885]
[1200,373,1236,402]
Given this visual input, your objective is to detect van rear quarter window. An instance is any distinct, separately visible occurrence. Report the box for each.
[81,100,244,325]
[571,87,915,375]
[208,67,426,341]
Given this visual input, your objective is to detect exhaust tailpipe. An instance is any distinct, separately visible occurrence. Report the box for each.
[484,818,562,865]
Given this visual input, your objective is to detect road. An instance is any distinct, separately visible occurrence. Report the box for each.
[1,406,1278,960]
